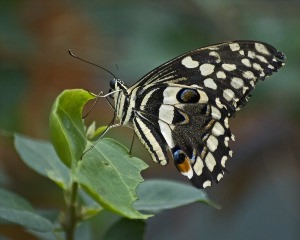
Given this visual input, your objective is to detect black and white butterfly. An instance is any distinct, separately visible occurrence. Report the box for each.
[107,41,285,188]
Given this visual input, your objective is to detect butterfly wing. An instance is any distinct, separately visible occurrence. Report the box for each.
[129,41,285,188]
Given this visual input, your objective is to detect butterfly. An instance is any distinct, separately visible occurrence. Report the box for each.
[108,41,285,188]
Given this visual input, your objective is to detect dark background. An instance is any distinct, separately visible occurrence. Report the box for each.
[0,0,299,239]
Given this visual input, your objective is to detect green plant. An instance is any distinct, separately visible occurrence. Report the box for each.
[0,89,216,239]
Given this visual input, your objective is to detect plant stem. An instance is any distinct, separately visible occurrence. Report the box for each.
[65,181,79,240]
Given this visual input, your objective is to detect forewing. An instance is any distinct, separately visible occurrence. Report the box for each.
[130,41,285,114]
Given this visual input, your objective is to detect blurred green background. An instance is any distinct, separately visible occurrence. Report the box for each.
[0,0,299,239]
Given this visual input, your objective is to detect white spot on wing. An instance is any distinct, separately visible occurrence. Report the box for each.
[211,106,221,120]
[222,63,237,71]
[253,63,263,71]
[229,43,240,51]
[212,122,225,136]
[231,133,235,141]
[224,117,229,128]
[248,51,256,59]
[231,77,244,89]
[217,173,223,181]
[193,156,204,176]
[204,78,217,90]
[207,135,219,152]
[216,71,226,79]
[255,43,269,55]
[243,70,255,79]
[223,89,235,102]
[203,180,211,188]
[205,152,216,172]
[241,58,252,67]
[256,55,268,63]
[221,156,228,167]
[200,63,215,76]
[181,56,199,68]
[224,136,230,147]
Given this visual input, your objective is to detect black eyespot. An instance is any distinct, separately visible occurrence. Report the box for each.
[109,78,117,90]
[172,148,187,164]
[176,88,200,103]
[172,109,189,124]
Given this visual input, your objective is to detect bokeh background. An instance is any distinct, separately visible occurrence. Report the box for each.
[0,0,299,239]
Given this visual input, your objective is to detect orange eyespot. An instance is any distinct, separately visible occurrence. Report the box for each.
[175,156,191,174]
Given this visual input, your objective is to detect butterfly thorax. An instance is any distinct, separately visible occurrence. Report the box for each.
[112,79,135,126]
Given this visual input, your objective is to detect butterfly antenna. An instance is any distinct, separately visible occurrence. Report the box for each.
[68,49,117,79]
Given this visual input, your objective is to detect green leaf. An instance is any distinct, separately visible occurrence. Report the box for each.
[49,89,95,167]
[134,179,219,212]
[0,188,53,232]
[75,138,150,219]
[86,121,107,140]
[27,231,61,240]
[88,210,121,240]
[103,218,146,240]
[78,189,103,220]
[14,134,70,189]
[74,221,92,240]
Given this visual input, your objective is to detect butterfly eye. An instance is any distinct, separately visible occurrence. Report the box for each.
[109,78,117,90]
[176,88,200,103]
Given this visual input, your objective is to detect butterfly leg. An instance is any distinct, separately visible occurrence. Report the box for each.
[129,131,136,156]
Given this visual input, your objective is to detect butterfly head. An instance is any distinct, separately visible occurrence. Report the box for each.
[109,78,127,92]
[108,78,128,98]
